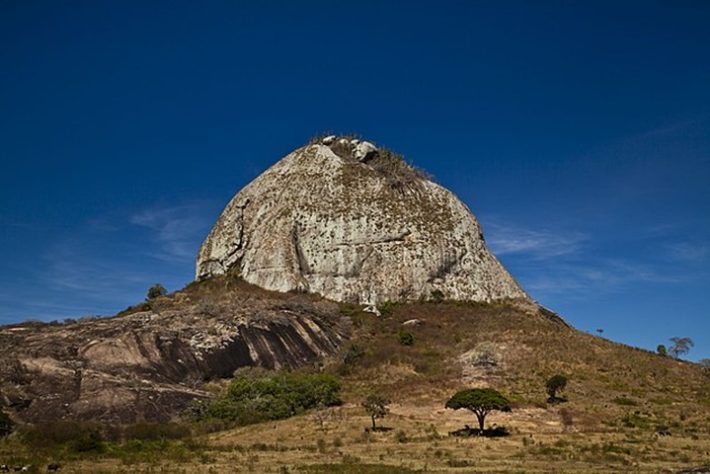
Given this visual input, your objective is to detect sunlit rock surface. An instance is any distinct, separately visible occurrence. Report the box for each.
[197,137,527,304]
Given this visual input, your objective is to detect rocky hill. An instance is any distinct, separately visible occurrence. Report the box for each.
[0,278,348,423]
[2,135,707,453]
[197,136,527,304]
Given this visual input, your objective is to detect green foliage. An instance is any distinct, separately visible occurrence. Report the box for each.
[545,374,568,402]
[397,331,414,346]
[612,397,638,407]
[445,388,511,432]
[146,283,167,300]
[657,344,667,356]
[69,428,105,453]
[361,393,390,429]
[620,412,651,429]
[20,421,105,453]
[0,410,14,438]
[203,368,341,425]
[338,344,365,374]
[377,301,396,317]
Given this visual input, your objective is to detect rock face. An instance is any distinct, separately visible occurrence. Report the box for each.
[197,137,527,304]
[0,281,348,423]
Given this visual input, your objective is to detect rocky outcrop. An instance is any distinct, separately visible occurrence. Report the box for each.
[197,136,527,305]
[0,281,348,423]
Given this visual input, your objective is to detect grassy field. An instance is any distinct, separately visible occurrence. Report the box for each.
[1,297,709,472]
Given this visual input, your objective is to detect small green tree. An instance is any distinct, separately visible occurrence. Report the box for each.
[361,393,390,430]
[378,300,396,317]
[669,337,694,359]
[398,331,414,346]
[445,388,510,433]
[657,344,667,356]
[545,375,568,403]
[146,283,167,300]
[0,410,14,438]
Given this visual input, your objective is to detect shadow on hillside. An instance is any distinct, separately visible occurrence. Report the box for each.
[364,427,393,433]
[449,425,510,438]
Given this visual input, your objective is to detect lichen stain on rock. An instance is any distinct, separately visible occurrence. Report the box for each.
[197,138,528,305]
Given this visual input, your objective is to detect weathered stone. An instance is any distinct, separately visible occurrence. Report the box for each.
[402,319,423,326]
[197,138,527,305]
[0,283,349,423]
[353,140,377,161]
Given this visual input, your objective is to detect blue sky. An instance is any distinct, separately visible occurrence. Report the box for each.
[1,1,708,360]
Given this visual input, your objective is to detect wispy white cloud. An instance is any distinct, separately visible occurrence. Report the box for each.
[0,200,220,322]
[524,259,681,296]
[129,201,216,263]
[664,242,708,262]
[485,222,587,260]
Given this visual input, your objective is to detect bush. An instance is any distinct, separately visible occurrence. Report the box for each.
[429,289,445,303]
[612,397,638,407]
[0,411,14,438]
[377,301,396,318]
[397,331,414,346]
[146,283,167,300]
[21,421,105,452]
[204,368,341,425]
[338,344,365,374]
[657,344,667,356]
[545,374,568,403]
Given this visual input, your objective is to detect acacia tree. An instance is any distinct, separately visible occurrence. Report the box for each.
[445,388,510,433]
[361,393,390,430]
[545,375,568,403]
[669,337,694,359]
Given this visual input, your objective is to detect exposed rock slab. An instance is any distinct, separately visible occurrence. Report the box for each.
[197,138,527,304]
[0,281,349,423]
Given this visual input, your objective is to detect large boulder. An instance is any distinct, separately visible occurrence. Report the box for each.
[197,137,527,305]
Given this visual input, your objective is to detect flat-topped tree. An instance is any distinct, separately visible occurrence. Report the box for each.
[445,388,511,433]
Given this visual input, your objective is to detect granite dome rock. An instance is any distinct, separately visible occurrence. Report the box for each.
[197,137,527,305]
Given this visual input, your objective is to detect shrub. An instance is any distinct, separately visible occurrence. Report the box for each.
[429,289,445,303]
[146,283,167,300]
[377,300,396,317]
[612,397,638,407]
[545,375,568,403]
[657,344,667,356]
[69,428,105,453]
[397,331,414,346]
[20,421,105,452]
[338,344,365,374]
[204,368,341,425]
[0,411,14,438]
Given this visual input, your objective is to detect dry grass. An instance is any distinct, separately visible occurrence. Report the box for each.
[3,298,709,472]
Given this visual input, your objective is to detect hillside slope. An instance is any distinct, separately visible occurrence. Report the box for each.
[3,282,708,472]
